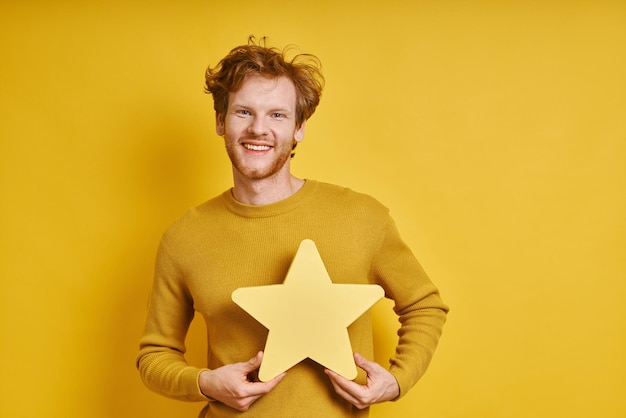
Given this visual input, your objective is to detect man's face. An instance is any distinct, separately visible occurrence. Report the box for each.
[216,75,305,181]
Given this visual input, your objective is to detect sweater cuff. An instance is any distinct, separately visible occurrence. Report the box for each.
[388,366,409,400]
[194,368,214,401]
[172,366,212,402]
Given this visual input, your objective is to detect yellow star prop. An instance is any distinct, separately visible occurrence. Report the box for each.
[232,239,384,381]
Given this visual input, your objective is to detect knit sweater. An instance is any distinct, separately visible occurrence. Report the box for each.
[137,180,448,418]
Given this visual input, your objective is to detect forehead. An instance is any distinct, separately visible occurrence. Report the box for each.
[229,75,297,109]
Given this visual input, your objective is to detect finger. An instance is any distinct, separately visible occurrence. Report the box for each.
[242,351,285,385]
[240,375,284,407]
[325,369,365,402]
[237,373,286,411]
[353,352,381,377]
[259,372,287,390]
[327,374,369,409]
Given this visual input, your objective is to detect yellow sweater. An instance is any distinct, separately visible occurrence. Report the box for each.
[137,180,448,417]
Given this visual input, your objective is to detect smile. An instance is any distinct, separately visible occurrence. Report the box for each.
[244,144,271,151]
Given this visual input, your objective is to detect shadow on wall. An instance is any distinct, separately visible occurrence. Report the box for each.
[97,111,220,417]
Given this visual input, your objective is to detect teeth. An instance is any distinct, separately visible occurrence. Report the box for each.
[244,144,271,151]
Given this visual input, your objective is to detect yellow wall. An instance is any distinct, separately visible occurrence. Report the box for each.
[1,1,625,417]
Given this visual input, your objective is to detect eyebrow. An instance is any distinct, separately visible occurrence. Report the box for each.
[269,107,293,114]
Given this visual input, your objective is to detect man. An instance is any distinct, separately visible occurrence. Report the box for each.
[137,37,448,418]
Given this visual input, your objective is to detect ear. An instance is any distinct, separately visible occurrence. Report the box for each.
[215,113,225,136]
[294,120,307,143]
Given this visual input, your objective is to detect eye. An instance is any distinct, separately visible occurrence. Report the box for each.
[271,113,285,119]
[236,109,251,116]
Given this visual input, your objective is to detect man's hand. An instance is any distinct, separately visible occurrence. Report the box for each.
[325,352,400,410]
[198,351,286,412]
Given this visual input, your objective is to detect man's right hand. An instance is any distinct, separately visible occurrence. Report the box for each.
[198,351,286,412]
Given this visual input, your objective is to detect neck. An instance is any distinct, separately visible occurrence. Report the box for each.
[231,174,305,206]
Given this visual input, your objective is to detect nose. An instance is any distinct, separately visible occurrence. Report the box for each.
[247,116,269,136]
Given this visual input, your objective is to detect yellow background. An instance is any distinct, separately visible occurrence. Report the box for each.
[1,1,625,417]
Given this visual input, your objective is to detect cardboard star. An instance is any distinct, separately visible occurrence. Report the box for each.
[231,239,384,381]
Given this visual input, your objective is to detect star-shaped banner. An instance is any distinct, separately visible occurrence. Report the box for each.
[232,239,384,381]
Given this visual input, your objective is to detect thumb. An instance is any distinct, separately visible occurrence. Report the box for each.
[354,352,377,374]
[243,351,263,372]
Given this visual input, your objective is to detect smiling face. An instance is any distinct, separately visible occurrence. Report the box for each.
[216,75,306,183]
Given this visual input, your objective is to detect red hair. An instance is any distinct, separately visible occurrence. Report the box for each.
[204,36,324,128]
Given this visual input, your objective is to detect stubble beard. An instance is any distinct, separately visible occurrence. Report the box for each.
[225,138,294,181]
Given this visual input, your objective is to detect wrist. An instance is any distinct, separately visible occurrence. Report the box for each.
[198,369,214,400]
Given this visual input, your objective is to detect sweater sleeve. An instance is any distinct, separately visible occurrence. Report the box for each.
[371,216,448,399]
[136,238,209,402]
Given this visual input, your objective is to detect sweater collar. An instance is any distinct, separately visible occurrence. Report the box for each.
[221,179,317,218]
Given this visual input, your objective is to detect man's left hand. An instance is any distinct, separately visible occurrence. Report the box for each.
[324,352,400,409]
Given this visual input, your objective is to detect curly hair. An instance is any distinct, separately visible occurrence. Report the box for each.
[204,36,325,129]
